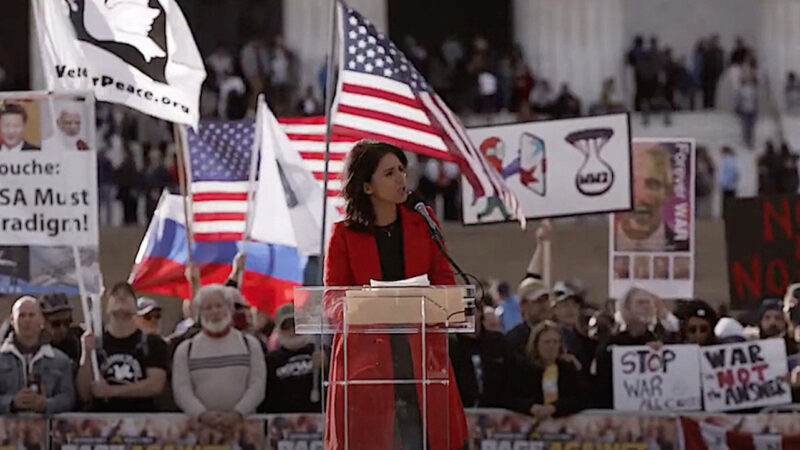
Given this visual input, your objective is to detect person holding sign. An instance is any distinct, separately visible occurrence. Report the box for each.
[508,321,584,419]
[595,288,677,408]
[77,282,168,412]
[758,299,799,356]
[0,104,39,152]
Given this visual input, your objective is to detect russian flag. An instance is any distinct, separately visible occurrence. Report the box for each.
[129,101,317,314]
[129,191,307,314]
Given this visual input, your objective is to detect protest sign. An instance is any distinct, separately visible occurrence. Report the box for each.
[50,414,265,449]
[0,92,101,295]
[0,417,47,450]
[266,414,324,450]
[609,138,695,299]
[700,338,791,412]
[462,113,631,224]
[32,0,206,127]
[724,195,800,309]
[612,344,702,411]
[466,408,679,450]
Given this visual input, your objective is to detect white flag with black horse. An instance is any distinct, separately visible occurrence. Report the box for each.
[33,0,206,127]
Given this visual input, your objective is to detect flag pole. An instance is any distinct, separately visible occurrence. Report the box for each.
[238,96,264,285]
[318,0,339,283]
[174,125,196,293]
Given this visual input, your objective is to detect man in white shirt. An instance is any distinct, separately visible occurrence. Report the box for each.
[172,284,265,431]
[0,104,39,152]
[44,104,88,151]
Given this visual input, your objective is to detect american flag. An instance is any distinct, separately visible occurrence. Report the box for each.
[184,119,257,242]
[332,3,522,221]
[277,115,355,214]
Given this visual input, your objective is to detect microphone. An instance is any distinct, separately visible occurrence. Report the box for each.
[406,191,444,241]
[406,191,470,287]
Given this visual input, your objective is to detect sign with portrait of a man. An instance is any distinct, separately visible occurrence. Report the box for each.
[609,139,695,299]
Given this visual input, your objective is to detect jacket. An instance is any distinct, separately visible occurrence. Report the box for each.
[507,358,584,417]
[323,206,469,450]
[449,330,512,408]
[0,336,75,414]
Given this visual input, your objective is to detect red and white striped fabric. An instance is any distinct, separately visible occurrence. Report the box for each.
[277,116,357,214]
[680,416,800,449]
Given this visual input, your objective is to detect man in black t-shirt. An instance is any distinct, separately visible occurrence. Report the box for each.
[260,303,323,413]
[77,282,168,412]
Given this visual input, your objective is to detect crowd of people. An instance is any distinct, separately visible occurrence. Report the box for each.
[3,219,800,428]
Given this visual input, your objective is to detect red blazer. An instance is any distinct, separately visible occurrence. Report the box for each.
[324,206,468,450]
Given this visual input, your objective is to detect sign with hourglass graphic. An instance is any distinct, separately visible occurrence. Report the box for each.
[609,139,695,299]
[463,113,632,224]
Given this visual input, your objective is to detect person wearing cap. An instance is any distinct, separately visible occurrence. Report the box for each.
[259,303,323,413]
[449,295,513,408]
[758,298,798,356]
[134,297,162,335]
[172,284,265,429]
[714,317,747,344]
[551,281,596,371]
[0,296,75,414]
[507,278,551,356]
[677,299,718,346]
[39,293,83,364]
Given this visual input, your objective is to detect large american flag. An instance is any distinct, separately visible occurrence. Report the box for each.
[184,119,257,242]
[332,3,522,221]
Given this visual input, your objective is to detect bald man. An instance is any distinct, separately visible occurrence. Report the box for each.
[0,296,75,414]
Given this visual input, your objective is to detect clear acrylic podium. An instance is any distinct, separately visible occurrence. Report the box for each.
[294,285,476,450]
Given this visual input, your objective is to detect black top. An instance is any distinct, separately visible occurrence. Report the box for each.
[507,358,585,417]
[375,218,404,281]
[260,343,320,413]
[449,331,513,408]
[374,215,423,449]
[94,330,168,412]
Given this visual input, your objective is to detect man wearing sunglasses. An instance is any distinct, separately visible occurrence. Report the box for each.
[134,298,162,335]
[39,293,83,365]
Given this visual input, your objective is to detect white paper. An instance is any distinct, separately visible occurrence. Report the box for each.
[370,274,431,287]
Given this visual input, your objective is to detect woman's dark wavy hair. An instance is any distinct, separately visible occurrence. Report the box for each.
[342,139,408,231]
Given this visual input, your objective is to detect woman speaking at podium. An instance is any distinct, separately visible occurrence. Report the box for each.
[324,140,468,449]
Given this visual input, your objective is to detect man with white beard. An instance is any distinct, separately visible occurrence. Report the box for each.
[43,103,89,151]
[172,284,265,430]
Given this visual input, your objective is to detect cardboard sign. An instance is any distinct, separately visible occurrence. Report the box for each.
[724,195,800,309]
[462,113,632,224]
[609,139,695,299]
[612,344,702,411]
[0,92,102,295]
[700,339,791,412]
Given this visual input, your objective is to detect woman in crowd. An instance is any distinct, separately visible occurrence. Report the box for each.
[508,321,584,420]
[677,299,718,346]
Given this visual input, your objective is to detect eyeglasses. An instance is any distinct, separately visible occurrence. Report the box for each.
[687,325,710,334]
[280,319,295,330]
[143,312,161,322]
[48,319,71,329]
